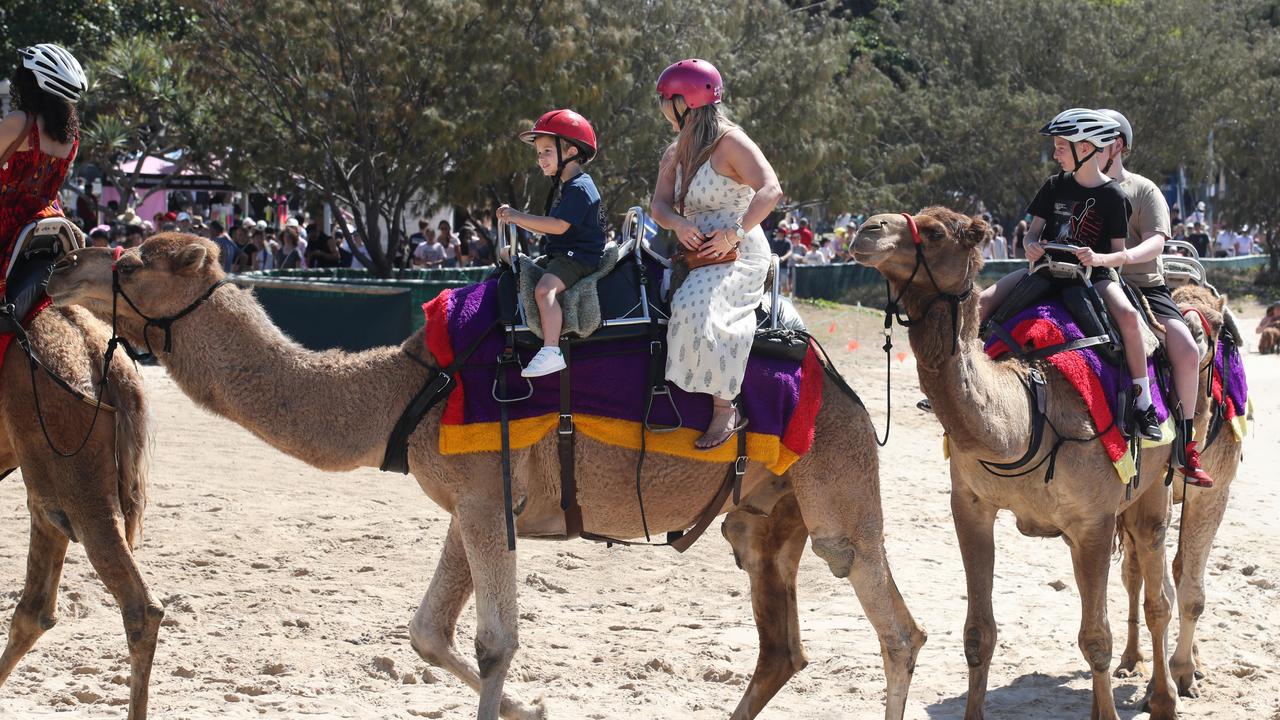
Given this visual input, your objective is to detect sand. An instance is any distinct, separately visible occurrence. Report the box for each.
[1,303,1277,719]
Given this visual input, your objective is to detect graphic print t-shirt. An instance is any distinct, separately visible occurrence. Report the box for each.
[1025,172,1130,254]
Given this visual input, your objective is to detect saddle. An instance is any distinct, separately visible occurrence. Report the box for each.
[1,217,85,335]
[383,207,818,553]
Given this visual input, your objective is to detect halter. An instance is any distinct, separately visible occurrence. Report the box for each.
[874,213,976,446]
[111,245,232,354]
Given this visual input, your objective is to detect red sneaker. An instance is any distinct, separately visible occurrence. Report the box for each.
[1181,442,1215,488]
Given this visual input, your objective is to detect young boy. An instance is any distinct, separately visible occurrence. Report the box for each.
[979,108,1161,441]
[1095,108,1214,486]
[496,109,605,377]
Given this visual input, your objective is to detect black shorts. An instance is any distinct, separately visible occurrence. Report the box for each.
[1137,284,1186,324]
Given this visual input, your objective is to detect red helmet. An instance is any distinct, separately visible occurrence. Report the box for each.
[518,109,597,160]
[656,59,723,109]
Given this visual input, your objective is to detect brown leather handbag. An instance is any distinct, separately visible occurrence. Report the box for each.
[674,244,737,271]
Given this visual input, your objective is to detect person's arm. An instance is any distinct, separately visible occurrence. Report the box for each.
[711,129,783,236]
[0,112,27,156]
[649,144,704,251]
[496,205,569,236]
[1022,217,1047,260]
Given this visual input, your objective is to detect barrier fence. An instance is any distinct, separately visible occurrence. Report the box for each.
[233,255,1268,351]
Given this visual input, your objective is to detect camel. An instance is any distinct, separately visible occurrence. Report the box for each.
[1114,284,1242,699]
[0,301,156,718]
[45,232,926,720]
[853,207,1183,720]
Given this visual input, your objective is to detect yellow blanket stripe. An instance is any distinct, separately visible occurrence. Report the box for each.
[439,413,801,475]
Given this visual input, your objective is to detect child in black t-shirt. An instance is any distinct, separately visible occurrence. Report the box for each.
[496,109,606,378]
[978,108,1161,440]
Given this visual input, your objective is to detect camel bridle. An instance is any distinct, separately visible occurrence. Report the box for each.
[110,245,233,355]
[873,212,976,446]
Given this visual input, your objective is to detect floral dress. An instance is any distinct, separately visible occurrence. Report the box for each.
[665,161,769,400]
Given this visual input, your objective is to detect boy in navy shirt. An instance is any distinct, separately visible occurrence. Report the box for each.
[497,109,605,377]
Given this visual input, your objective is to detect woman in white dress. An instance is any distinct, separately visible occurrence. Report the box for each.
[649,59,783,450]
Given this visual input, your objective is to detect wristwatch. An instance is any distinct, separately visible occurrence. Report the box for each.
[732,222,746,242]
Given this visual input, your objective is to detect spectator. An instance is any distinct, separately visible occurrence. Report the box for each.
[278,227,303,269]
[231,221,257,273]
[984,223,1009,259]
[802,237,830,265]
[88,224,111,248]
[76,181,98,227]
[413,230,446,268]
[1185,201,1207,227]
[1012,219,1029,259]
[770,224,794,294]
[457,224,473,267]
[795,218,814,250]
[122,223,145,248]
[176,211,192,233]
[307,232,342,268]
[251,228,277,270]
[1234,227,1254,256]
[438,220,459,268]
[1187,222,1210,257]
[407,219,429,257]
[208,220,238,272]
[469,223,494,266]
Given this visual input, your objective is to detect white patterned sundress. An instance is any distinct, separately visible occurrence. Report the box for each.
[665,160,769,400]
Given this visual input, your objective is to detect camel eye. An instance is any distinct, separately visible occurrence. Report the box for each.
[116,260,143,274]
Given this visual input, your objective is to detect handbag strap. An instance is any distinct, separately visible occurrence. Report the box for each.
[0,113,35,167]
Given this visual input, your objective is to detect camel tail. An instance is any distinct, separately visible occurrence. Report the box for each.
[109,364,152,549]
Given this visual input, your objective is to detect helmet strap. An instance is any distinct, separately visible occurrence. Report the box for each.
[1070,143,1099,172]
[544,140,568,215]
[672,98,690,130]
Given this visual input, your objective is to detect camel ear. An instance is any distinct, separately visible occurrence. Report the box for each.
[174,243,211,275]
[1216,293,1228,312]
[964,215,991,248]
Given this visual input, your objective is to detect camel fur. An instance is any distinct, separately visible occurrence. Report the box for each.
[854,207,1182,720]
[0,303,158,719]
[1114,284,1244,699]
[46,233,926,720]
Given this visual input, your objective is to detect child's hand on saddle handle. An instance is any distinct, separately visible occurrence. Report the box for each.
[1024,240,1045,262]
[1071,246,1121,268]
[675,218,705,251]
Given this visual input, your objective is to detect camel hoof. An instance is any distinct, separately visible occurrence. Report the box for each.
[1113,663,1145,679]
[1193,668,1205,681]
[1177,678,1200,699]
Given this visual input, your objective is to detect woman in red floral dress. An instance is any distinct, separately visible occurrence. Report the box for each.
[0,44,87,279]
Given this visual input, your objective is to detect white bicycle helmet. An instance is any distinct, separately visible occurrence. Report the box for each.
[1039,108,1122,148]
[19,44,87,103]
[1095,108,1133,151]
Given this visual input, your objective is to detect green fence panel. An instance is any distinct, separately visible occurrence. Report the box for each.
[235,281,413,352]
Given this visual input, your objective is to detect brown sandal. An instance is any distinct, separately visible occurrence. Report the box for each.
[695,404,748,451]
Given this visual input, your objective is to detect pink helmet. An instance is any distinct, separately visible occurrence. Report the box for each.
[656,59,723,109]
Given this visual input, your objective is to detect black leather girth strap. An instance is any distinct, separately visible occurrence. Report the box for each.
[978,367,1050,477]
[558,343,583,539]
[497,337,519,551]
[669,426,747,553]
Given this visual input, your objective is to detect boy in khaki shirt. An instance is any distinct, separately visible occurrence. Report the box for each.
[1097,108,1214,487]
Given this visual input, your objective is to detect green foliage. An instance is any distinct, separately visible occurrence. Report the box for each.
[79,35,215,210]
[0,0,193,65]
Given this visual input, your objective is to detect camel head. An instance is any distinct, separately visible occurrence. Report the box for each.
[48,232,226,327]
[852,206,990,296]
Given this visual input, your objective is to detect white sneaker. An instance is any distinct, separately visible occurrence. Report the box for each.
[521,347,566,377]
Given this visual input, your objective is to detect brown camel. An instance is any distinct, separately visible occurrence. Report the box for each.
[45,233,926,720]
[853,207,1182,720]
[1115,284,1242,699]
[0,303,157,719]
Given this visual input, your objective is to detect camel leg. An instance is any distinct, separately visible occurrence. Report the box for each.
[409,517,543,720]
[1067,517,1121,720]
[951,484,998,720]
[795,485,925,720]
[1169,481,1232,697]
[454,500,531,720]
[0,509,70,686]
[1114,527,1146,678]
[721,493,810,719]
[79,510,164,720]
[1121,489,1178,720]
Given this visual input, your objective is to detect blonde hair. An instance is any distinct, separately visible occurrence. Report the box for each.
[670,102,739,212]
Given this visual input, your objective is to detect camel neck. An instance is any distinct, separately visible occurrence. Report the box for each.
[133,286,431,471]
[901,284,1031,460]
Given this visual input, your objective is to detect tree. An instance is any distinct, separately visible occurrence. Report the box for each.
[78,36,216,214]
[0,0,193,65]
